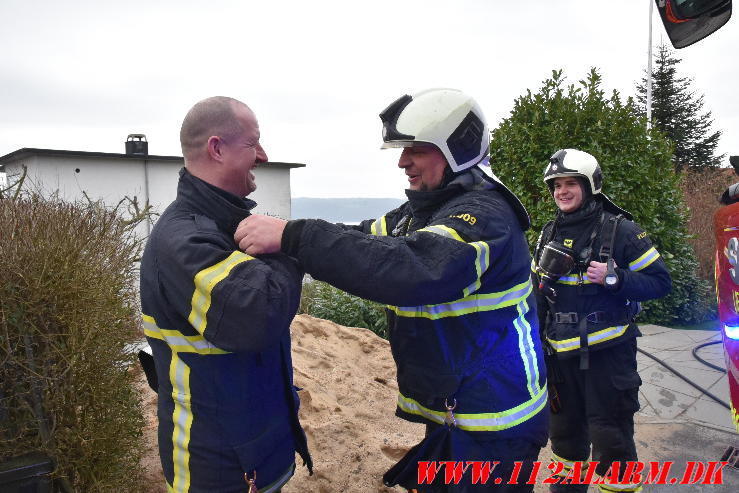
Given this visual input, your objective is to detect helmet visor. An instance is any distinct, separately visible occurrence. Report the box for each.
[380,141,435,150]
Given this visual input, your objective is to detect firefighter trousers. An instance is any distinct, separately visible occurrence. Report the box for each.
[548,338,642,491]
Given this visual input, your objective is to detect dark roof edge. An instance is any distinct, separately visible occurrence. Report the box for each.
[0,148,183,163]
[0,148,306,168]
[266,162,306,169]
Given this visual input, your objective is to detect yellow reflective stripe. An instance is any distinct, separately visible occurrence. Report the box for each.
[547,325,629,352]
[416,225,490,296]
[732,401,739,433]
[142,314,229,355]
[370,215,388,236]
[629,246,659,271]
[188,251,253,336]
[463,241,490,296]
[551,452,577,472]
[513,296,540,398]
[418,224,465,242]
[170,352,192,492]
[597,482,643,492]
[387,280,532,319]
[397,384,547,431]
[556,274,592,285]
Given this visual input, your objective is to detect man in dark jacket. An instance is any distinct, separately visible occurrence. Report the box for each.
[139,96,311,493]
[533,149,671,493]
[235,89,548,491]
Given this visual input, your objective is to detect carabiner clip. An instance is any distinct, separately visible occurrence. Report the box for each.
[245,470,257,493]
[444,398,457,427]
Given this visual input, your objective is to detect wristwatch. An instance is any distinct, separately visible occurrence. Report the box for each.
[604,258,619,289]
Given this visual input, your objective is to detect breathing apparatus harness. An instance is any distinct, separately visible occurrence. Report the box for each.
[535,208,626,372]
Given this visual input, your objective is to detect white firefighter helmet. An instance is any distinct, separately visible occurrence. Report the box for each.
[379,88,489,173]
[543,149,603,195]
[544,148,632,219]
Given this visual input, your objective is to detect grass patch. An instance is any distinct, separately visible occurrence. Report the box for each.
[669,318,721,331]
[299,279,388,339]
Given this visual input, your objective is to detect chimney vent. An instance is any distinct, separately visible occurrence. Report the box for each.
[126,134,148,155]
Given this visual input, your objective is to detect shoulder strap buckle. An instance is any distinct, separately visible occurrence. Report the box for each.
[554,312,579,324]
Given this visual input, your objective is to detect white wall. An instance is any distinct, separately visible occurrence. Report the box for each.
[3,154,296,238]
[250,165,294,219]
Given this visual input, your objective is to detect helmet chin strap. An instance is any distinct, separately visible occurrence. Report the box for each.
[576,177,593,202]
[440,166,459,187]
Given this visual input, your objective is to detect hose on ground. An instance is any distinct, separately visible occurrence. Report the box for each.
[637,346,730,410]
[692,340,727,373]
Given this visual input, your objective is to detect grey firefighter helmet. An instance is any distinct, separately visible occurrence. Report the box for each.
[543,148,632,219]
[379,88,489,173]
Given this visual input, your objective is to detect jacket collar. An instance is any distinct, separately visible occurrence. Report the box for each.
[176,167,256,233]
[404,166,495,215]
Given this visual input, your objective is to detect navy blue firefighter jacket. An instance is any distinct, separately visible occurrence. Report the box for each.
[533,205,672,358]
[281,167,549,446]
[139,168,311,492]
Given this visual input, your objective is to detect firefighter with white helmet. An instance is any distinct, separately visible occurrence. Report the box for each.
[235,88,548,491]
[534,149,672,493]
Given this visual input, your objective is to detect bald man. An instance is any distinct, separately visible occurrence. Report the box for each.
[139,96,312,493]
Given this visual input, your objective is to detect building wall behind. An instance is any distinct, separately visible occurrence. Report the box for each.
[250,165,293,219]
[4,156,294,238]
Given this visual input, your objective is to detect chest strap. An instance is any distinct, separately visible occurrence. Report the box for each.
[598,214,625,262]
[553,308,634,370]
[578,318,589,370]
[553,310,631,325]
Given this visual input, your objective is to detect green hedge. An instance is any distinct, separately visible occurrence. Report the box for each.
[300,279,389,339]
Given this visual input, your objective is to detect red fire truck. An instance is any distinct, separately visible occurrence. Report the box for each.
[713,156,739,432]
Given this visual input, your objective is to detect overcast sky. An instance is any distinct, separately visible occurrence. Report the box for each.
[1,0,737,198]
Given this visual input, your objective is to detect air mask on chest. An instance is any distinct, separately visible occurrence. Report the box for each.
[537,241,575,299]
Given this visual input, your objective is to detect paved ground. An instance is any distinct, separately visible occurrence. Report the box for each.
[631,324,737,491]
[534,324,738,492]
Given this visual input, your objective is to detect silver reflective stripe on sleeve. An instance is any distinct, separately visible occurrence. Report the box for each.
[143,314,230,355]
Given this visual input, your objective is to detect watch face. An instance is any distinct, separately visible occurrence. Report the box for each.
[606,275,617,285]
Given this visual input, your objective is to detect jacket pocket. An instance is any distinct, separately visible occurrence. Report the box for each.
[233,425,294,483]
[611,370,642,415]
[396,363,462,406]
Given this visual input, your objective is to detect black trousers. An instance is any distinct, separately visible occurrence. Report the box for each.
[548,339,642,490]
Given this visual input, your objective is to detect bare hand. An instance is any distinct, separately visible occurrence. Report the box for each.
[586,260,616,285]
[234,215,287,255]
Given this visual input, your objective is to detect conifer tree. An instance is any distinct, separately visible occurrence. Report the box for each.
[636,43,723,171]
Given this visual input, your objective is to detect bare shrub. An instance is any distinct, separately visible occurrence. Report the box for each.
[0,187,147,491]
[680,168,737,282]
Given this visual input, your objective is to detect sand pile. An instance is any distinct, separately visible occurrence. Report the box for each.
[140,314,424,492]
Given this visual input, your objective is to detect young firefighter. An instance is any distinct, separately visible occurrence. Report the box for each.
[533,149,671,493]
